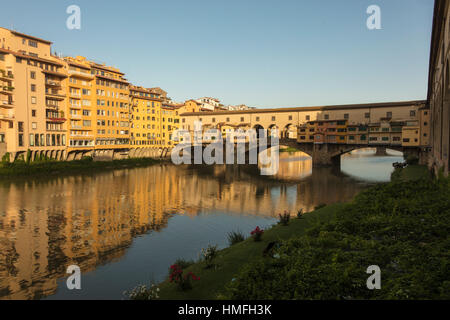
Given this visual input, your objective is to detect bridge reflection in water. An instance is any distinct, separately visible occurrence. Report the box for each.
[0,150,402,299]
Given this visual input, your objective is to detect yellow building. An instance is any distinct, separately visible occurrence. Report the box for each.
[63,56,95,154]
[130,86,163,147]
[402,120,421,147]
[161,102,181,148]
[90,61,130,150]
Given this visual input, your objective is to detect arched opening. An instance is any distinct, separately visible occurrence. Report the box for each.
[268,124,279,138]
[253,124,265,139]
[282,123,297,139]
[339,147,404,182]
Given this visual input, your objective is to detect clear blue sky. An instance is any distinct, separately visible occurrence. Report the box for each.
[1,0,434,108]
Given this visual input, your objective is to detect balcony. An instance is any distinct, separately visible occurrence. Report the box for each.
[70,92,81,98]
[0,86,14,95]
[0,110,14,120]
[70,114,82,119]
[45,80,62,88]
[1,99,14,108]
[46,114,66,123]
[45,90,66,100]
[68,69,94,80]
[70,133,93,137]
[70,104,81,109]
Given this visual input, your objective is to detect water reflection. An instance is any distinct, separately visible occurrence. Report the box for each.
[0,150,401,300]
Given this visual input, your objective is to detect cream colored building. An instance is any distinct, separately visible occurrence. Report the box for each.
[180,100,426,144]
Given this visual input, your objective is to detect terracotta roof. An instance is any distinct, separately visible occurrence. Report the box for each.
[10,30,52,45]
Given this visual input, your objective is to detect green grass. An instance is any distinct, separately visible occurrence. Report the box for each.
[279,147,300,153]
[0,157,163,177]
[156,203,345,299]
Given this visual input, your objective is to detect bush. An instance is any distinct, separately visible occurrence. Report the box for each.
[314,203,327,210]
[169,264,200,291]
[125,284,160,300]
[171,258,195,270]
[278,211,291,226]
[227,230,245,246]
[200,244,219,269]
[297,209,304,219]
[405,155,419,165]
[225,178,450,300]
[250,226,264,242]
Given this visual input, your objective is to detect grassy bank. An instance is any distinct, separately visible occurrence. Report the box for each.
[145,165,449,300]
[0,157,163,177]
[279,147,300,153]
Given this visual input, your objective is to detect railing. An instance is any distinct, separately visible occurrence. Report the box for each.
[1,100,14,107]
[68,70,93,78]
[0,111,14,120]
[45,80,62,87]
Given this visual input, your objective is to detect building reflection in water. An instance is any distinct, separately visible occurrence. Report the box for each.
[0,151,393,299]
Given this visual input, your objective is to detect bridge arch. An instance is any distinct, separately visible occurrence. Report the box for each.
[281,123,297,139]
[267,124,279,137]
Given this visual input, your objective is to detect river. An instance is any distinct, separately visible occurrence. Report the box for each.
[0,148,403,300]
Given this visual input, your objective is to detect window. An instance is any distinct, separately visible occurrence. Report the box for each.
[241,117,244,122]
[410,110,416,117]
[226,117,230,122]
[289,116,293,121]
[31,84,36,92]
[32,122,37,129]
[31,97,36,104]
[306,115,310,121]
[272,116,276,121]
[32,110,36,117]
[28,40,38,48]
[324,114,329,120]
[212,118,215,123]
[344,113,349,119]
[256,117,260,122]
[386,112,392,118]
[365,112,370,119]
[30,71,36,79]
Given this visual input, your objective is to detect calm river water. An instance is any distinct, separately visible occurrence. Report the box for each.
[0,148,402,300]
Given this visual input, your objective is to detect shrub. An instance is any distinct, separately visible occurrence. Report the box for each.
[172,258,195,270]
[227,230,245,246]
[314,203,327,210]
[405,155,419,165]
[169,264,200,291]
[250,226,264,242]
[297,209,304,219]
[125,283,160,300]
[1,152,10,164]
[278,211,290,226]
[200,244,219,269]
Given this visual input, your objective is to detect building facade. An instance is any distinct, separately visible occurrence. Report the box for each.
[0,27,68,161]
[427,0,450,176]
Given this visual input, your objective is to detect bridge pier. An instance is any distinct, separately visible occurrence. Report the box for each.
[311,144,341,167]
[375,146,388,156]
